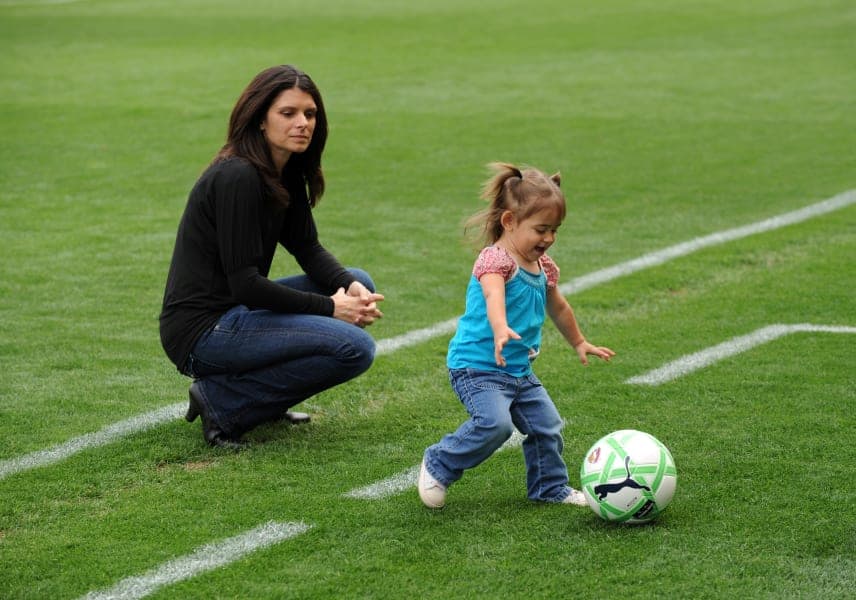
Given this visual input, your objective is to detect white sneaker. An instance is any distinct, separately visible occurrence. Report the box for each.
[418,460,446,509]
[562,489,588,506]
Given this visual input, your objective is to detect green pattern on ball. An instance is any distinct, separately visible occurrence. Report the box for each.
[580,430,677,524]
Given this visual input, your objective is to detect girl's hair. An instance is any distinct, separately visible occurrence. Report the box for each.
[212,64,328,207]
[465,162,566,246]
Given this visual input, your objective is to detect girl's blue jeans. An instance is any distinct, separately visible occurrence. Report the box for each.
[423,368,572,503]
[183,268,376,437]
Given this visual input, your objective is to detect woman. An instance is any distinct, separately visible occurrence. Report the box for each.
[160,65,384,449]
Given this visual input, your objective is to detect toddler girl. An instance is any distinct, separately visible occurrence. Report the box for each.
[419,163,614,508]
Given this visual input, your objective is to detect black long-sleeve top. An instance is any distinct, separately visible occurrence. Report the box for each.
[159,157,354,371]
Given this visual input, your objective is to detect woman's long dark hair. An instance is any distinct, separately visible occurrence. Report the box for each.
[213,65,328,207]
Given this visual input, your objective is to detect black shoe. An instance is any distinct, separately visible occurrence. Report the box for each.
[185,386,201,422]
[188,383,248,450]
[206,431,248,450]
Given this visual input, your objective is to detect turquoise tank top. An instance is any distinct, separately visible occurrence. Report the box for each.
[447,265,547,376]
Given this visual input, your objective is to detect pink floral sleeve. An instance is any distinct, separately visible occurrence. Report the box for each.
[473,246,517,281]
[540,254,560,288]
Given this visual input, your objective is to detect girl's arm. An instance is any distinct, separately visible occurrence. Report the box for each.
[480,273,521,367]
[546,286,615,365]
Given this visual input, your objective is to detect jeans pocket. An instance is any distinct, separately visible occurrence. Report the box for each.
[526,373,543,387]
[464,369,509,391]
[212,305,247,333]
[185,353,227,378]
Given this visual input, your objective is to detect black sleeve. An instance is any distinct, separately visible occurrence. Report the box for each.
[215,162,340,315]
[293,240,356,293]
[227,266,335,315]
[214,163,267,277]
[282,194,356,293]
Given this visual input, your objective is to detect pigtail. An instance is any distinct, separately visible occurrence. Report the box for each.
[480,162,523,205]
[464,163,521,247]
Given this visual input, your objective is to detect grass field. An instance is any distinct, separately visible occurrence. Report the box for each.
[1,0,854,598]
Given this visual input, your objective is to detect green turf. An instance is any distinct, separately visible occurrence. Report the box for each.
[1,0,854,598]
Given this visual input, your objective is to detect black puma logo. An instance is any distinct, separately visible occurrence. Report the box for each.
[594,456,651,500]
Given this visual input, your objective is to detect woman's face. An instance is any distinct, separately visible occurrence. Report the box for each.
[261,86,317,169]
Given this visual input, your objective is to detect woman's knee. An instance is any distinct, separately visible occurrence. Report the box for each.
[342,326,376,374]
[347,267,375,293]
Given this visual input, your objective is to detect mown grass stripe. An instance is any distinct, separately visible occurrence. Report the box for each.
[0,403,185,480]
[2,194,854,482]
[376,191,855,356]
[626,324,856,385]
[344,430,525,499]
[78,521,311,600]
[559,190,855,297]
[342,465,420,500]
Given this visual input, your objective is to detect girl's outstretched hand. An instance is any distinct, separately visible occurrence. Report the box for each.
[494,327,522,367]
[573,340,616,366]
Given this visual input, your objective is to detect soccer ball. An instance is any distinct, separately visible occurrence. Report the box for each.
[580,429,677,524]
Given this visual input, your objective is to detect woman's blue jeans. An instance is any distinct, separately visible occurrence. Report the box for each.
[423,368,572,503]
[184,268,376,437]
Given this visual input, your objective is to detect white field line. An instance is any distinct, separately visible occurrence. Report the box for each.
[79,521,311,600]
[344,430,525,500]
[1,190,853,482]
[350,323,856,501]
[377,189,856,355]
[626,324,856,386]
[0,402,186,480]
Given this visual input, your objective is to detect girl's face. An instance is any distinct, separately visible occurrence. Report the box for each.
[502,206,563,265]
[261,87,317,170]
